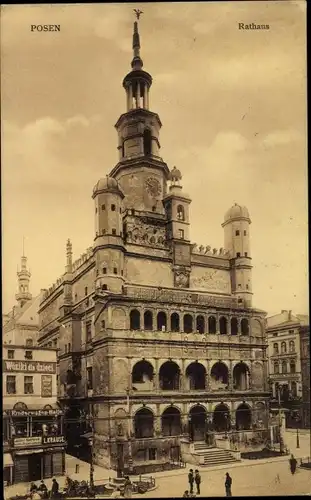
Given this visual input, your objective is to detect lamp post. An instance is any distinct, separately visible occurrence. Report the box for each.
[278,386,284,454]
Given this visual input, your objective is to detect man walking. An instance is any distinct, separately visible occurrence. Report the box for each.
[188,469,194,495]
[194,470,201,495]
[225,472,232,497]
[289,454,297,475]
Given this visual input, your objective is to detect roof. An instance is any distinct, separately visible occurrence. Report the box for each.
[266,311,309,330]
[3,293,42,337]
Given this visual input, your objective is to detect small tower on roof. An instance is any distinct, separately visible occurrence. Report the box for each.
[16,238,32,308]
[222,203,252,307]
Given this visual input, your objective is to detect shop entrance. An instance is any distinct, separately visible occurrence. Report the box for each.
[28,454,42,481]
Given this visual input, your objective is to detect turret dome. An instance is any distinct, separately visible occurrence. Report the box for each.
[224,203,250,223]
[92,176,123,197]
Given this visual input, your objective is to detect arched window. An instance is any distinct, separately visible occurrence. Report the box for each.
[144,311,153,331]
[291,381,297,397]
[241,318,249,335]
[282,361,287,373]
[171,313,180,332]
[290,360,296,374]
[281,342,287,354]
[130,310,140,330]
[273,343,279,355]
[157,312,167,332]
[177,205,185,221]
[196,316,205,334]
[274,362,279,374]
[289,341,295,353]
[143,129,152,156]
[208,316,216,334]
[219,317,228,335]
[183,314,193,334]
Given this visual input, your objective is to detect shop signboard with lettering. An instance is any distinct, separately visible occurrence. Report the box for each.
[3,360,56,374]
[10,409,63,417]
[41,375,53,397]
[42,435,65,445]
[14,436,42,448]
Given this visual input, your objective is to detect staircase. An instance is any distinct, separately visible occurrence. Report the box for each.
[193,443,240,467]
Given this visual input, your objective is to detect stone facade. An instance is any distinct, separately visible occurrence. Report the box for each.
[299,325,310,428]
[37,19,270,473]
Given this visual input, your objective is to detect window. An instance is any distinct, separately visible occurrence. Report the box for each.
[235,230,240,236]
[289,341,295,353]
[112,229,117,235]
[24,376,34,394]
[148,448,157,460]
[102,284,108,290]
[273,332,278,337]
[25,350,33,360]
[273,343,279,355]
[282,361,287,374]
[68,343,71,352]
[152,206,156,212]
[246,284,249,289]
[274,362,279,374]
[244,252,248,257]
[85,287,88,296]
[177,205,185,221]
[113,267,117,274]
[102,229,106,235]
[244,230,247,236]
[178,229,184,239]
[53,339,57,347]
[111,204,116,211]
[87,367,93,390]
[26,338,33,347]
[103,267,107,274]
[120,207,122,213]
[281,341,287,354]
[289,329,294,334]
[101,320,106,329]
[8,350,15,359]
[143,129,152,156]
[86,321,92,342]
[236,252,241,258]
[6,375,16,394]
[290,361,296,373]
[102,204,106,210]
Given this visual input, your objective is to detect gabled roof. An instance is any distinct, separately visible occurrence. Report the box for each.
[3,294,41,333]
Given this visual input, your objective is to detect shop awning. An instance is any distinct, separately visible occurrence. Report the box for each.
[4,453,14,467]
[15,449,44,455]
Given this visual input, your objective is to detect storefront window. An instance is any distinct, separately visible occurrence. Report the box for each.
[12,417,28,437]
[32,416,61,436]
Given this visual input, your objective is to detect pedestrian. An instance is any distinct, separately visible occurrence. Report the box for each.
[225,472,232,497]
[50,478,59,498]
[183,491,190,498]
[38,480,48,498]
[30,483,38,493]
[188,469,194,494]
[289,454,297,475]
[194,470,201,494]
[124,475,132,499]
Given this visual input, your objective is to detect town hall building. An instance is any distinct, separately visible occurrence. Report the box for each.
[38,16,270,473]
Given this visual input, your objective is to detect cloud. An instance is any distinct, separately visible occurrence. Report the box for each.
[261,129,304,148]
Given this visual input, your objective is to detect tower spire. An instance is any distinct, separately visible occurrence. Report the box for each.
[132,9,144,70]
[16,243,32,307]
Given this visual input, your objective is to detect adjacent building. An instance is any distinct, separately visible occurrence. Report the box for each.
[3,344,65,485]
[299,325,310,428]
[267,310,309,426]
[37,17,270,474]
[3,253,42,347]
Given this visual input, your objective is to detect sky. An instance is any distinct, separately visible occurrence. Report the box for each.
[1,1,308,316]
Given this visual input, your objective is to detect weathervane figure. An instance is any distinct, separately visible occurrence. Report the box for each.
[134,9,143,20]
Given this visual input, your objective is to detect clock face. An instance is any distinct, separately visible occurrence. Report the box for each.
[145,177,162,197]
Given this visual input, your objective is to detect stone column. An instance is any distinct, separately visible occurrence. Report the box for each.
[181,359,186,391]
[155,403,161,437]
[228,316,232,335]
[237,318,242,335]
[206,360,211,391]
[154,358,159,391]
[249,360,254,390]
[127,85,133,111]
[228,361,233,391]
[136,82,141,108]
[143,84,148,109]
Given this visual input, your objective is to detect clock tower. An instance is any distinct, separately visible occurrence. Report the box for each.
[110,14,170,214]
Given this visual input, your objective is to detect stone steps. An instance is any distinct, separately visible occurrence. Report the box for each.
[193,445,240,467]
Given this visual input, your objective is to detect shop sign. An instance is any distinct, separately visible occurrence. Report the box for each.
[3,360,56,374]
[9,409,62,417]
[41,375,53,397]
[42,435,65,445]
[14,436,42,448]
